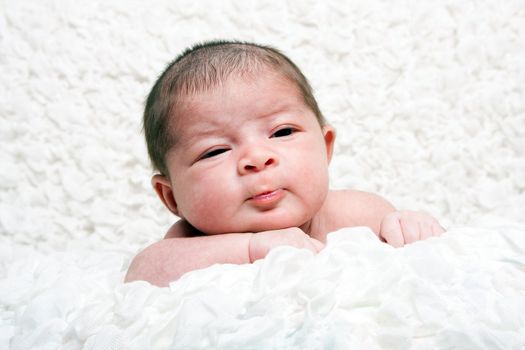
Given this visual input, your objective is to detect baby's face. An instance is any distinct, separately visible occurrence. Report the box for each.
[163,70,335,234]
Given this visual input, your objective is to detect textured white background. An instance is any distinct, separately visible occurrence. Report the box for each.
[2,2,525,349]
[1,0,524,251]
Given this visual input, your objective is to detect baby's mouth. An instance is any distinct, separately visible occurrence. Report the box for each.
[249,188,285,207]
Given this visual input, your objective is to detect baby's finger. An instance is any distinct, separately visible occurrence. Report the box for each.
[431,222,446,236]
[310,238,325,252]
[380,215,404,247]
[418,220,433,240]
[400,218,420,244]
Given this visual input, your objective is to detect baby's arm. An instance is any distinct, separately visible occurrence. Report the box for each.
[325,190,444,246]
[125,233,250,287]
[125,223,323,287]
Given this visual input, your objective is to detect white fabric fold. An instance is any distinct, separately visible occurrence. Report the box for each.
[2,224,524,349]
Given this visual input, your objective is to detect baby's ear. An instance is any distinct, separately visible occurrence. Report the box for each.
[322,125,336,162]
[152,175,180,216]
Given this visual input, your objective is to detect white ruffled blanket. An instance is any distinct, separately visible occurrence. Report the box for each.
[2,223,524,349]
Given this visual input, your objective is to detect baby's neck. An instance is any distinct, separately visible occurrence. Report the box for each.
[298,212,327,243]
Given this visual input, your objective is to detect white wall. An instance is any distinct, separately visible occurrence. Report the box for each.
[1,0,524,249]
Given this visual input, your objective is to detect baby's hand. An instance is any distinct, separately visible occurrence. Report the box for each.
[379,211,445,247]
[248,227,324,262]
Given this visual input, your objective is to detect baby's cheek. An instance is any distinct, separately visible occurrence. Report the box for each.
[297,159,330,206]
[186,183,230,228]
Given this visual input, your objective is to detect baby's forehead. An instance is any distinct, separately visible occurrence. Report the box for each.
[187,64,292,94]
[175,68,302,110]
[168,72,309,138]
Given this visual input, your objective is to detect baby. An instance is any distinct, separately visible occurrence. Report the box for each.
[125,40,445,287]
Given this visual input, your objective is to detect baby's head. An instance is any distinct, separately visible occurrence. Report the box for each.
[144,40,327,177]
[143,40,335,234]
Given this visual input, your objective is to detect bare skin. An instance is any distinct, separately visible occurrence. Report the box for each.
[125,69,444,287]
[125,190,443,287]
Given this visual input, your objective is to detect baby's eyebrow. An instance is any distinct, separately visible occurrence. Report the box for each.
[197,122,227,136]
[179,123,224,145]
[258,102,297,119]
[177,103,303,144]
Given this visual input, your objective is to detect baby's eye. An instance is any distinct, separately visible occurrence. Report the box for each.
[271,127,296,138]
[200,148,228,160]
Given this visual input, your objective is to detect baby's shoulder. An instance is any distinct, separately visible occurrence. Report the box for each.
[326,189,389,206]
[321,189,395,234]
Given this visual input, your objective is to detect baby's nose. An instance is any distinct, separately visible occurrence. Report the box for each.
[238,147,278,174]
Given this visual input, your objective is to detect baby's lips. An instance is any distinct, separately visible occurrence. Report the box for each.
[249,188,285,208]
[252,189,278,200]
